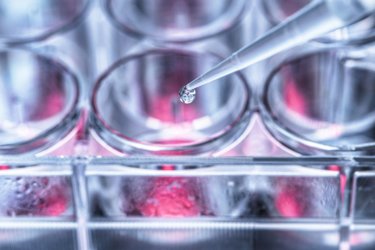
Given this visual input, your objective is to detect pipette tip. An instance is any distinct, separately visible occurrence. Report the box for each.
[186,76,204,90]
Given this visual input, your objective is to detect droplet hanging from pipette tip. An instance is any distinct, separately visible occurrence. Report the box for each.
[179,86,196,104]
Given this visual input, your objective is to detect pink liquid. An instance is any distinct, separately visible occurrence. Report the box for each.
[122,134,213,217]
[136,177,202,217]
[0,165,9,170]
[5,177,70,217]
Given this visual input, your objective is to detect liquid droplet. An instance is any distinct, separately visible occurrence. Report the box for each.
[179,86,196,104]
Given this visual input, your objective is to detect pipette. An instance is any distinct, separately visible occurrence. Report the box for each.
[179,0,375,104]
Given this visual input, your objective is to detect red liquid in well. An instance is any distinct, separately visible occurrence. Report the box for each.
[275,178,305,218]
[128,137,204,217]
[0,165,10,170]
[329,165,346,200]
[276,191,302,218]
[123,175,212,218]
[147,93,200,123]
[35,181,69,216]
[33,82,65,121]
[6,177,70,217]
[138,177,202,217]
[285,76,306,115]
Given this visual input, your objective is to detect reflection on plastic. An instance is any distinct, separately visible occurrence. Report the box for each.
[0,177,72,217]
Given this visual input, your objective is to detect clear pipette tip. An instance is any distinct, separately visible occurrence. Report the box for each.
[179,0,375,104]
